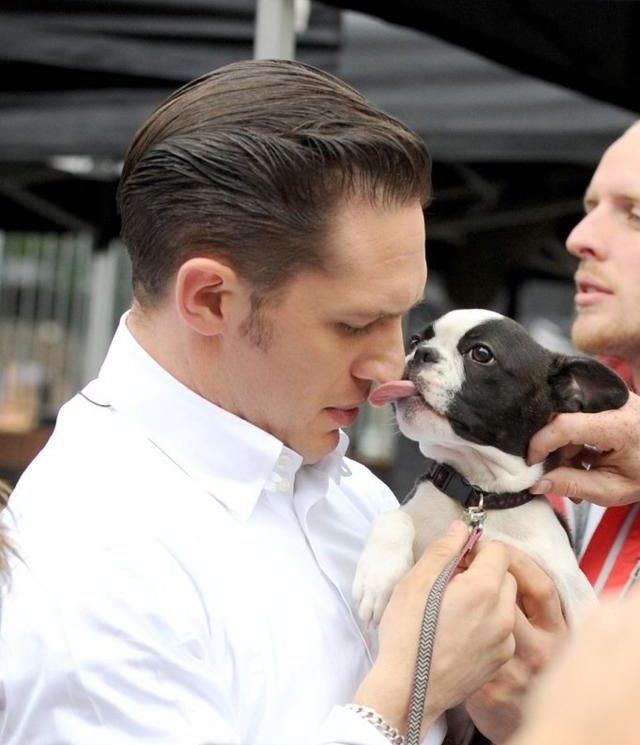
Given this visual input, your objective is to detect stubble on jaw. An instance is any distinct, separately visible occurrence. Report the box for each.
[238,295,275,351]
[571,311,640,360]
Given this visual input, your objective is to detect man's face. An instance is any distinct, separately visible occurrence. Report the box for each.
[218,196,427,463]
[567,123,640,361]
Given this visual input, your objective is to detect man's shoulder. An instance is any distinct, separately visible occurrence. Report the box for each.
[9,394,199,546]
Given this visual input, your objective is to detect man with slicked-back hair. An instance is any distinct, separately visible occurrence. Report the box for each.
[0,59,563,745]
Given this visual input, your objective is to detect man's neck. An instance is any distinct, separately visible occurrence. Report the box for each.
[596,353,636,394]
[126,302,206,394]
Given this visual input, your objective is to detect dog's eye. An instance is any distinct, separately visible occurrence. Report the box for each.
[409,334,421,349]
[468,344,494,364]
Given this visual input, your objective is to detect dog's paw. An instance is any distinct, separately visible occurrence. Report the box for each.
[352,544,414,627]
[353,509,416,627]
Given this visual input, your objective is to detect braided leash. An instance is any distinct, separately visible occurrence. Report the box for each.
[405,520,485,745]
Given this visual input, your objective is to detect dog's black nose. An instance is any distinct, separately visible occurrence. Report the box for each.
[412,345,440,365]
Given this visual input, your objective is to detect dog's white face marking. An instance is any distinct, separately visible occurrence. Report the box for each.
[398,308,501,433]
[397,309,535,492]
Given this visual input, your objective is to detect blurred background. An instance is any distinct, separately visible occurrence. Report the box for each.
[1,0,638,495]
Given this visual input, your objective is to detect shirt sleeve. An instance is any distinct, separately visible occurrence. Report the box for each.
[3,554,448,745]
[1,539,244,745]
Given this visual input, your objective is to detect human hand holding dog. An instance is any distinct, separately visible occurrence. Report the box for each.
[528,391,640,506]
[506,587,640,745]
[353,521,517,739]
[465,545,568,744]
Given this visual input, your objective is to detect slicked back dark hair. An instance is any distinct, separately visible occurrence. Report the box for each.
[117,58,432,305]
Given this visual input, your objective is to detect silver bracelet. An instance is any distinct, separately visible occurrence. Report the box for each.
[346,704,405,745]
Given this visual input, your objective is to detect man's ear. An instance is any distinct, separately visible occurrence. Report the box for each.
[548,355,630,413]
[175,257,240,336]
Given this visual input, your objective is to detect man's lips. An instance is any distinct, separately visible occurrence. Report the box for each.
[326,405,362,427]
[575,275,613,306]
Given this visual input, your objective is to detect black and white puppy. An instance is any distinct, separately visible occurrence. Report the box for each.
[353,308,629,627]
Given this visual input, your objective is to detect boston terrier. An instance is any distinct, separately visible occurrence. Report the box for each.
[353,308,629,627]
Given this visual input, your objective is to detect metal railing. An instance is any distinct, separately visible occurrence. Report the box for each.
[0,231,130,431]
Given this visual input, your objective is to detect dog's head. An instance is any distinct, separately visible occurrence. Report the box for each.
[370,309,629,490]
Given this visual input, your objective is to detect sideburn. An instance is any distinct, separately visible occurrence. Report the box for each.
[238,294,275,351]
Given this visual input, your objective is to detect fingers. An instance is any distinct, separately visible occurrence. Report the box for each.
[462,555,568,745]
[508,592,640,745]
[423,541,518,717]
[456,540,518,657]
[464,536,512,577]
[364,522,504,732]
[463,607,552,745]
[527,393,640,466]
[506,548,566,633]
[510,606,556,676]
[527,386,640,463]
[530,465,636,506]
[406,519,470,585]
[361,526,523,737]
[381,520,472,627]
[377,520,471,637]
[527,394,640,506]
[527,411,614,466]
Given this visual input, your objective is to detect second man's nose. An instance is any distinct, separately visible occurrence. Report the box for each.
[565,210,608,261]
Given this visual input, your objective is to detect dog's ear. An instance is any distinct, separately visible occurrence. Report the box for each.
[548,356,630,413]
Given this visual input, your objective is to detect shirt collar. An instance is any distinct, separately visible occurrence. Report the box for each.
[84,312,349,520]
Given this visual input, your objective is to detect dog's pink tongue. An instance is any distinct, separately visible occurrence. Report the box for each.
[368,380,417,407]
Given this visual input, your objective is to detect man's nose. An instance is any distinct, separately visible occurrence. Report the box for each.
[355,322,406,384]
[566,208,608,261]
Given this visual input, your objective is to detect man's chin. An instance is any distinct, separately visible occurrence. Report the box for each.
[571,331,601,356]
[572,319,637,358]
[299,430,341,465]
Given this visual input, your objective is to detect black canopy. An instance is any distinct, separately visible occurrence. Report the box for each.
[0,1,636,302]
[1,1,636,164]
[327,0,640,113]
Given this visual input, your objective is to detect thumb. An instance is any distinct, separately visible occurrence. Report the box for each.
[531,466,634,507]
[412,520,470,581]
[529,467,586,501]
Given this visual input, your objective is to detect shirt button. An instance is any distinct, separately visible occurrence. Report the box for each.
[277,479,290,492]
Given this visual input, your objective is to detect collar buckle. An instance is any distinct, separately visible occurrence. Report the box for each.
[421,457,534,510]
[425,459,483,507]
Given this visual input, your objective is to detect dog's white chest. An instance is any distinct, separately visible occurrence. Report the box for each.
[353,483,596,627]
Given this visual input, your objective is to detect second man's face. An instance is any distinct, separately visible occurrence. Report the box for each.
[567,124,640,361]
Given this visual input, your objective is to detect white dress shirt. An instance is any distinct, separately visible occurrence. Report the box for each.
[0,314,446,745]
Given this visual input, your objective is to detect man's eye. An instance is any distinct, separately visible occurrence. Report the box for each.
[467,344,494,364]
[338,322,373,336]
[629,211,640,228]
